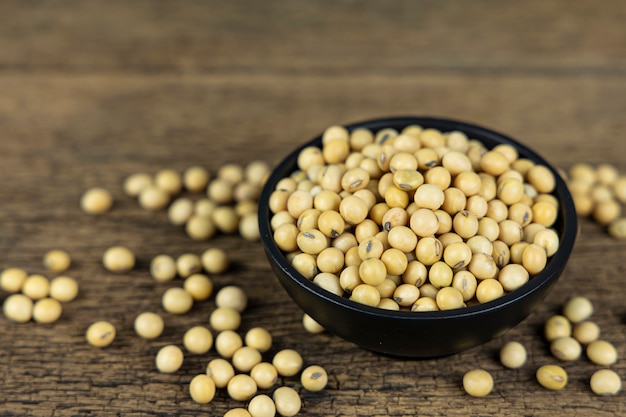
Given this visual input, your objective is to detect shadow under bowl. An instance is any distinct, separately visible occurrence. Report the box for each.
[258,116,577,358]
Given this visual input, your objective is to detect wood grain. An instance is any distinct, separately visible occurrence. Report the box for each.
[0,1,625,416]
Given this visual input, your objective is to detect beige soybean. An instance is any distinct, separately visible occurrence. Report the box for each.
[0,268,28,293]
[86,321,116,347]
[150,254,177,282]
[3,294,34,323]
[302,313,325,334]
[318,210,345,238]
[415,237,442,266]
[381,248,408,275]
[228,374,258,402]
[32,298,63,324]
[608,217,626,239]
[291,253,317,279]
[480,151,510,176]
[323,138,350,164]
[509,242,529,265]
[462,369,494,397]
[393,169,424,191]
[550,336,582,361]
[138,185,170,210]
[81,187,113,214]
[429,261,453,288]
[572,321,600,344]
[208,178,235,204]
[43,250,71,273]
[155,169,182,196]
[250,362,279,389]
[176,253,202,277]
[232,346,263,373]
[313,273,342,296]
[49,276,79,303]
[212,206,239,234]
[314,190,341,212]
[453,210,478,239]
[414,184,444,210]
[424,166,451,191]
[224,409,252,417]
[375,278,397,299]
[273,386,301,417]
[168,197,195,225]
[210,307,241,332]
[532,201,558,227]
[102,246,135,273]
[248,394,276,417]
[22,274,50,300]
[301,365,328,392]
[134,312,165,339]
[586,340,618,366]
[468,253,498,280]
[381,207,408,231]
[562,296,593,323]
[184,274,213,301]
[162,287,194,314]
[189,374,216,404]
[245,327,273,352]
[410,208,439,237]
[201,248,230,274]
[536,365,568,390]
[207,358,236,388]
[521,243,547,276]
[443,241,472,269]
[216,285,248,312]
[272,349,303,377]
[215,330,243,359]
[436,286,464,310]
[452,270,477,302]
[441,151,472,176]
[590,369,622,396]
[358,258,387,286]
[387,226,417,252]
[527,165,556,193]
[123,172,152,197]
[186,215,217,240]
[317,247,345,274]
[500,341,527,369]
[155,345,184,373]
[533,229,559,257]
[466,235,493,256]
[245,160,271,186]
[411,296,439,312]
[544,315,572,341]
[184,326,214,354]
[393,283,420,307]
[340,195,369,224]
[399,250,427,279]
[498,264,529,292]
[218,163,245,184]
[183,166,210,192]
[355,219,381,242]
[475,279,504,303]
[297,229,328,255]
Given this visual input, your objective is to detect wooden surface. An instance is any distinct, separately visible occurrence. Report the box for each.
[1,1,625,416]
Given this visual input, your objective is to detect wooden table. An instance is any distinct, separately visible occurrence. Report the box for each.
[1,1,625,416]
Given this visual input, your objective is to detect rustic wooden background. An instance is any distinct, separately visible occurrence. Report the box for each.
[1,1,625,416]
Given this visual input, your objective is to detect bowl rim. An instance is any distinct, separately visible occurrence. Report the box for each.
[258,115,577,322]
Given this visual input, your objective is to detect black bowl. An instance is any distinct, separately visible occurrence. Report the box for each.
[258,116,577,358]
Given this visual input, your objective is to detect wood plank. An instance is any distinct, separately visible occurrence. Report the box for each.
[1,74,625,416]
[1,0,626,73]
